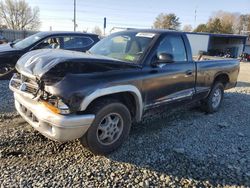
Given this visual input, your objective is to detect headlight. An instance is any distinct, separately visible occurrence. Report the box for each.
[57,99,70,115]
[41,99,70,115]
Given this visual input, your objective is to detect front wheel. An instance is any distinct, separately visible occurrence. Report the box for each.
[80,99,131,155]
[201,82,224,113]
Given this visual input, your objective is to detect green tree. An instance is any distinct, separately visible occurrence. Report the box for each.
[193,24,208,32]
[207,18,223,33]
[0,0,40,30]
[153,13,181,30]
[211,11,239,34]
[194,11,242,34]
[206,18,234,34]
[194,18,234,34]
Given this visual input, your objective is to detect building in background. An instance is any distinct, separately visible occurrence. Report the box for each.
[187,32,248,58]
[243,33,250,54]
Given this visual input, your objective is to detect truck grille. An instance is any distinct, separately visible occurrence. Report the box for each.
[10,73,39,96]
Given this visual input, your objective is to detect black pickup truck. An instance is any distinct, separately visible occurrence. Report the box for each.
[9,29,240,154]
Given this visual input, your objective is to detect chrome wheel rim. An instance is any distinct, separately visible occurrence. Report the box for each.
[212,88,222,109]
[96,113,123,146]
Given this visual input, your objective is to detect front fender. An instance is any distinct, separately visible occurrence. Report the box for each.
[80,85,143,121]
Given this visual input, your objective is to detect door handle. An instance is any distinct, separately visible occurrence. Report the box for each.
[185,70,193,76]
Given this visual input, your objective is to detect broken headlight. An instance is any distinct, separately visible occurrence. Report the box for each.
[57,99,70,115]
[41,98,70,115]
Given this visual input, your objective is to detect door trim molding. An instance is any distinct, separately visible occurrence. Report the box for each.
[145,89,194,109]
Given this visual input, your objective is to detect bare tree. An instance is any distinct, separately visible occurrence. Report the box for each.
[0,24,7,29]
[153,13,181,30]
[182,24,193,32]
[0,15,6,28]
[238,14,250,34]
[92,26,102,36]
[0,0,40,30]
[211,11,240,33]
[193,11,243,34]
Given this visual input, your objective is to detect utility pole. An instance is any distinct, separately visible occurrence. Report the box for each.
[194,8,197,29]
[104,17,107,36]
[74,0,76,31]
[194,4,198,29]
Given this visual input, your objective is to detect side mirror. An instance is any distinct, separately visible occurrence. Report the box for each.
[157,53,174,63]
[157,53,173,63]
[151,53,174,67]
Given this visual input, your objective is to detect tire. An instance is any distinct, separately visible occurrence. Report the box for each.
[80,99,131,155]
[201,82,224,113]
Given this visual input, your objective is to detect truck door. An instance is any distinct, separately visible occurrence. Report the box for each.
[143,33,196,109]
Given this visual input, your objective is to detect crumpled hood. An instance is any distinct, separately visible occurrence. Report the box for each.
[16,49,137,79]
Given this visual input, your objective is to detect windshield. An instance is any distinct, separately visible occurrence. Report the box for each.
[13,32,44,49]
[89,31,155,63]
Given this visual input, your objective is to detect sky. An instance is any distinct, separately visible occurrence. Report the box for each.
[26,0,250,33]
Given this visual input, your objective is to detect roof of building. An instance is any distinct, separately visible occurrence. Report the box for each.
[185,31,248,39]
[115,28,248,39]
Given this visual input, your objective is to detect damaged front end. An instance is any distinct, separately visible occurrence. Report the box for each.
[9,70,95,142]
[11,49,139,115]
[9,72,70,115]
[9,49,139,142]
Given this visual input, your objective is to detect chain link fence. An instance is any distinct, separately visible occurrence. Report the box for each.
[0,29,38,42]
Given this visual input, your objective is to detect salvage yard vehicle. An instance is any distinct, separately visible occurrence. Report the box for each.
[9,29,240,154]
[0,31,99,79]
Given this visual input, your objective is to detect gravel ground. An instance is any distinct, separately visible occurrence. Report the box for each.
[0,80,15,114]
[0,63,250,187]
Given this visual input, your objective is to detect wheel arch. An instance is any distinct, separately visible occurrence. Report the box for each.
[213,72,230,87]
[80,85,143,122]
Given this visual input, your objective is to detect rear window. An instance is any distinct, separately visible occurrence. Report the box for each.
[63,36,94,49]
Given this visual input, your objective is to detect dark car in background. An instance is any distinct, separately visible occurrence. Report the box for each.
[0,35,8,44]
[0,31,99,79]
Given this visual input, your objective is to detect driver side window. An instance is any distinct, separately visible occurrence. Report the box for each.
[34,37,61,50]
[157,35,187,62]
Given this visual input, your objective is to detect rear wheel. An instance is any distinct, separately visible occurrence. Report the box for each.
[201,82,224,113]
[80,99,131,155]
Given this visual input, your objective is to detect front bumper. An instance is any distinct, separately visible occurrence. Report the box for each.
[13,93,95,142]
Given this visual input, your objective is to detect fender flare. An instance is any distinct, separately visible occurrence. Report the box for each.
[80,85,143,121]
[213,72,230,85]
